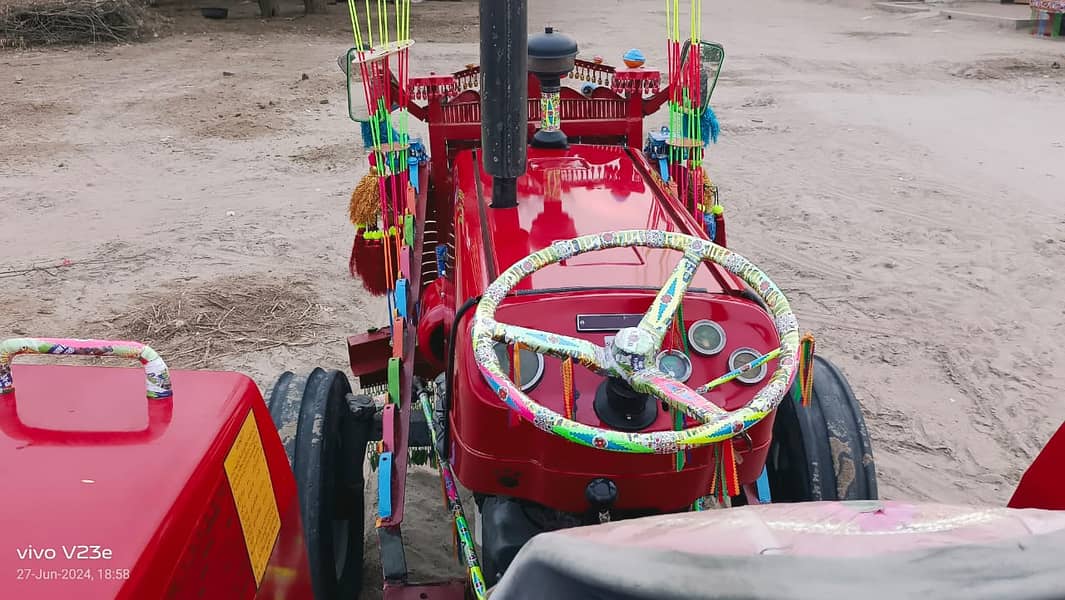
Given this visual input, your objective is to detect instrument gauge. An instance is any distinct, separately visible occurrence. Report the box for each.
[729,347,768,384]
[655,349,693,383]
[687,319,726,356]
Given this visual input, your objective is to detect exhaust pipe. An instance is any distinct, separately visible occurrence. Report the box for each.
[479,0,528,209]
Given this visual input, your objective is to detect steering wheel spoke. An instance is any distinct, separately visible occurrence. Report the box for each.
[637,248,704,344]
[631,367,726,424]
[493,322,609,374]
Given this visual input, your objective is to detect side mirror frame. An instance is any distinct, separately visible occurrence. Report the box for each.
[679,40,725,110]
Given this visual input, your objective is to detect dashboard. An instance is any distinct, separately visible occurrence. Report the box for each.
[478,289,780,425]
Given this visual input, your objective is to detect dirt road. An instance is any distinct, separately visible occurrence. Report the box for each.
[2,0,1064,594]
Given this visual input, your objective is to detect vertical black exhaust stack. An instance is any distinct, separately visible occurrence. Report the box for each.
[479,0,527,209]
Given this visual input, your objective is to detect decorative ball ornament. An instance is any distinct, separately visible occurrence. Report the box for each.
[623,48,646,68]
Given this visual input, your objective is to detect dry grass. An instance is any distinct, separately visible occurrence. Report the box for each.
[949,57,1064,80]
[0,0,152,48]
[100,275,328,369]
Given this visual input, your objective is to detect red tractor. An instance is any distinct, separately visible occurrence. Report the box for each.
[336,0,877,592]
[3,1,1063,599]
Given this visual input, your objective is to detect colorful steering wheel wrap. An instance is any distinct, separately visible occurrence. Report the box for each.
[471,229,800,454]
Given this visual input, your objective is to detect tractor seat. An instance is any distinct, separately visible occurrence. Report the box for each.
[490,500,1065,599]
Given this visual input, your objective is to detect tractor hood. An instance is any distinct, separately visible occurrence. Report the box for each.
[0,364,309,598]
[453,144,741,298]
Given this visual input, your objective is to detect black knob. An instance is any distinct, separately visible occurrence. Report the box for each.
[593,377,658,432]
[585,478,618,510]
[545,26,553,34]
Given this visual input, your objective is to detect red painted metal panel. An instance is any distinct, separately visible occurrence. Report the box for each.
[1,364,312,599]
[452,145,729,299]
[1009,422,1065,511]
[417,277,457,372]
[348,327,441,388]
[165,476,258,599]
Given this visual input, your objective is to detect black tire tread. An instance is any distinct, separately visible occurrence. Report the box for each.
[766,355,877,502]
[272,368,367,600]
[812,355,878,500]
[265,371,303,466]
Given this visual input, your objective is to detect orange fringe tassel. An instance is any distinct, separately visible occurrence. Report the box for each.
[711,439,741,500]
[798,332,816,407]
[512,342,522,387]
[722,439,740,497]
[562,357,575,420]
[507,343,523,428]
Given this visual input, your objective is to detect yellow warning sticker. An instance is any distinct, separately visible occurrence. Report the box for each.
[224,411,282,588]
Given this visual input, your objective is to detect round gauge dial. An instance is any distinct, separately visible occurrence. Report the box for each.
[729,347,768,384]
[655,349,693,383]
[687,319,726,356]
[493,342,545,392]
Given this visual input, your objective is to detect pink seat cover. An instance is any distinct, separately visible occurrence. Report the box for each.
[554,500,1065,558]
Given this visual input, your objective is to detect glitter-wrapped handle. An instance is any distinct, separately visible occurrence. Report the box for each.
[0,337,173,399]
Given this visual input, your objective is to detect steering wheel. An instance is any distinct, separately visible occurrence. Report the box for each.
[471,229,800,454]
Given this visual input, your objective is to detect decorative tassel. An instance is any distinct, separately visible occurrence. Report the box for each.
[708,440,741,500]
[702,104,720,145]
[349,233,389,296]
[368,441,383,471]
[797,332,816,407]
[368,444,437,469]
[702,171,719,208]
[348,167,390,295]
[721,438,740,497]
[360,116,399,150]
[512,342,522,388]
[673,410,685,472]
[700,172,722,242]
[410,447,430,466]
[676,302,690,356]
[712,205,726,247]
[672,307,687,471]
[678,105,720,147]
[717,458,726,502]
[562,357,575,420]
[349,167,382,227]
[507,343,523,428]
[360,120,374,149]
[709,443,721,498]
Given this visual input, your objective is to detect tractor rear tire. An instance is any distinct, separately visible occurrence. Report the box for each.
[265,371,303,465]
[267,369,369,600]
[765,355,877,502]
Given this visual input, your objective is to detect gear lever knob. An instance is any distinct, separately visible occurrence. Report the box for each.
[585,478,618,510]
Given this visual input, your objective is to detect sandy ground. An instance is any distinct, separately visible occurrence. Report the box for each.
[2,0,1065,594]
